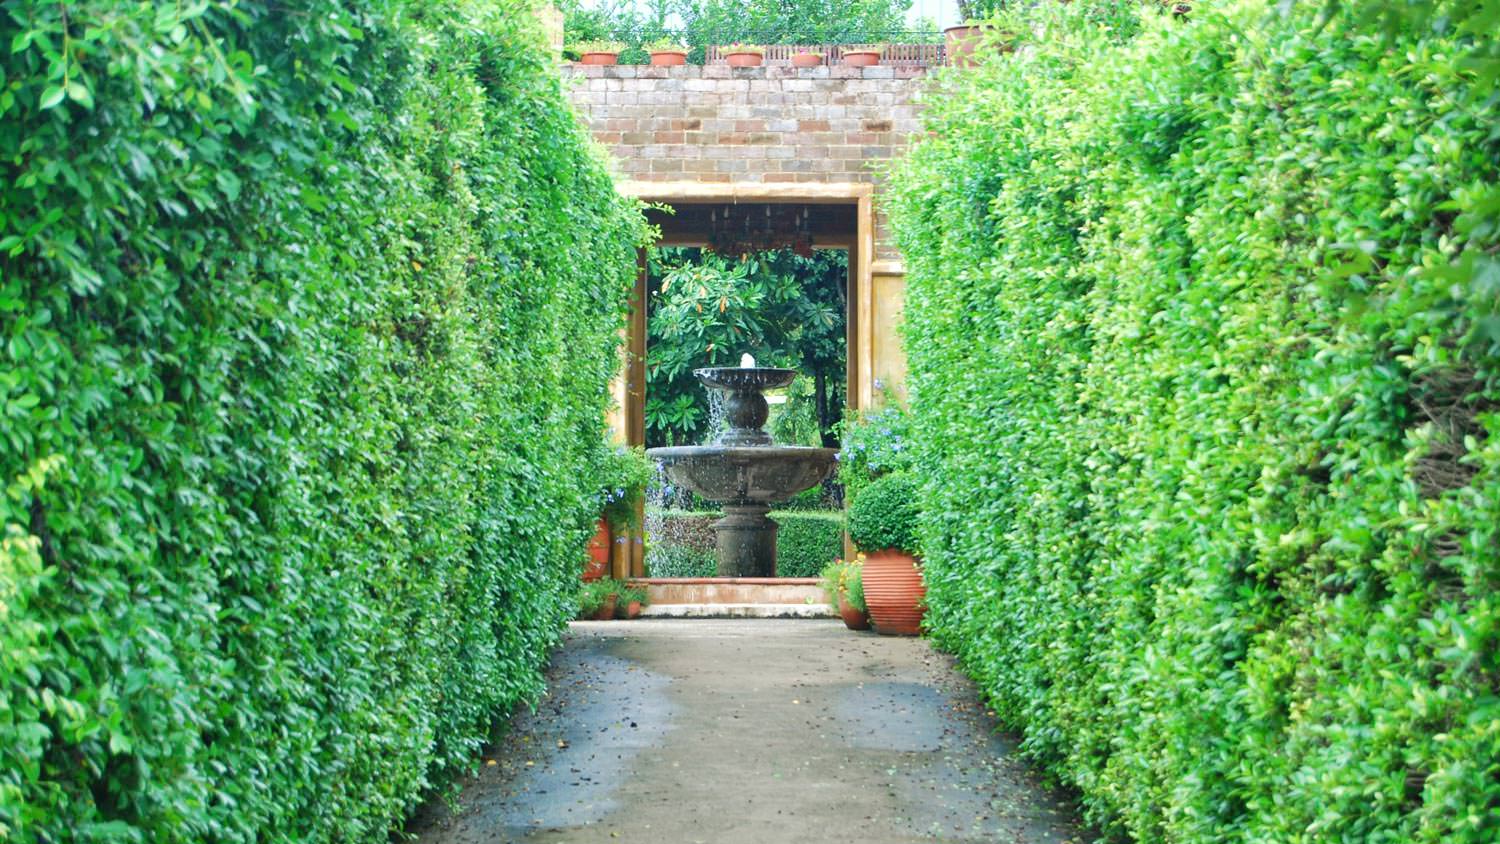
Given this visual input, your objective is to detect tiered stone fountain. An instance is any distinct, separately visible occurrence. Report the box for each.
[647,358,837,577]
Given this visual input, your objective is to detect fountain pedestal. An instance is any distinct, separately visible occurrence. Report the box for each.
[715,504,778,577]
[647,367,837,578]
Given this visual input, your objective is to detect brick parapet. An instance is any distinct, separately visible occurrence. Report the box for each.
[562,64,929,261]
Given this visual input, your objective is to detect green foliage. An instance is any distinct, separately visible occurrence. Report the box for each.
[0,1,644,841]
[890,1,1500,842]
[819,556,866,613]
[847,473,919,554]
[646,248,846,447]
[570,39,628,54]
[771,511,846,578]
[645,38,690,53]
[598,446,654,531]
[578,579,623,617]
[558,0,920,64]
[615,583,650,608]
[644,542,718,577]
[687,0,915,45]
[837,405,915,501]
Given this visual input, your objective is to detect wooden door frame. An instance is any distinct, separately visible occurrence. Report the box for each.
[614,182,874,579]
[617,180,875,442]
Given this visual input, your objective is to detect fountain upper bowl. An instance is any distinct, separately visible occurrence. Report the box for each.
[647,445,837,506]
[694,366,797,393]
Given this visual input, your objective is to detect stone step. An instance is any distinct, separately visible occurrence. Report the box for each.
[638,602,835,619]
[629,577,825,606]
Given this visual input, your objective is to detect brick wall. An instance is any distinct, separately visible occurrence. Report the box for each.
[562,63,929,261]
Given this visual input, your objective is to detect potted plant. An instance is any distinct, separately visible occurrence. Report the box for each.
[945,1,1016,67]
[791,50,825,68]
[617,583,651,619]
[721,43,765,68]
[820,557,869,630]
[840,45,883,68]
[647,39,690,66]
[849,471,924,636]
[588,445,653,581]
[572,40,626,66]
[578,579,622,621]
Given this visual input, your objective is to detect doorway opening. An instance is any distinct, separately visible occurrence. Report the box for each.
[642,243,848,578]
[608,184,875,580]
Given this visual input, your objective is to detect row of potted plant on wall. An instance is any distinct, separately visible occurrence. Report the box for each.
[570,41,887,69]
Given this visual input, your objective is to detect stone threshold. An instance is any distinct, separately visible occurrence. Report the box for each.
[628,577,827,609]
[639,602,834,619]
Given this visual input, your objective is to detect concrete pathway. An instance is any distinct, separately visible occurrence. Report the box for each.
[406,619,1091,844]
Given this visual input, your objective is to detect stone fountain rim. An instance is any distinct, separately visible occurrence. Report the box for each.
[692,366,798,390]
[646,444,838,461]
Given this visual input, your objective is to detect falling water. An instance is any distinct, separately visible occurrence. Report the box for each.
[643,458,718,577]
[704,388,729,445]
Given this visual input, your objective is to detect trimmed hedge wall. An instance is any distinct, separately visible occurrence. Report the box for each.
[774,511,846,578]
[644,510,844,577]
[1,2,642,842]
[891,2,1499,842]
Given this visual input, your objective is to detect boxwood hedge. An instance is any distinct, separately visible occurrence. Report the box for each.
[891,2,1499,842]
[773,510,846,578]
[644,509,844,577]
[1,1,642,841]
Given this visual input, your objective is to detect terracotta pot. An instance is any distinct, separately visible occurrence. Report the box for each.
[860,549,925,635]
[838,593,870,631]
[791,52,824,68]
[591,594,618,621]
[725,52,764,68]
[584,519,610,581]
[623,600,643,619]
[841,50,881,68]
[579,52,619,66]
[650,51,687,67]
[944,24,1013,67]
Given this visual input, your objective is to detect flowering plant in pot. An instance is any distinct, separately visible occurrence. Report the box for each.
[616,584,651,619]
[572,40,626,66]
[578,579,624,620]
[791,50,825,68]
[849,471,924,636]
[647,39,690,66]
[820,557,869,630]
[721,43,765,67]
[840,45,883,67]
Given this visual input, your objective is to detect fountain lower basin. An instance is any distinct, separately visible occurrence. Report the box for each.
[650,445,837,577]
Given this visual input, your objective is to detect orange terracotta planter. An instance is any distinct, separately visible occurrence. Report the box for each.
[583,519,610,581]
[650,51,687,66]
[579,52,619,66]
[944,24,1014,67]
[591,594,618,621]
[841,50,881,68]
[861,549,925,635]
[838,593,870,630]
[725,52,764,68]
[791,52,824,68]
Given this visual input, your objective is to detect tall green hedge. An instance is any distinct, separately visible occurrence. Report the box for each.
[0,1,643,841]
[891,2,1499,842]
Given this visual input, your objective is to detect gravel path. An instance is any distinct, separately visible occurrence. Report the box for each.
[405,619,1092,844]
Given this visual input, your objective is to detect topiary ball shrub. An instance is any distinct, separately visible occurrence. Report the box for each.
[848,472,919,554]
